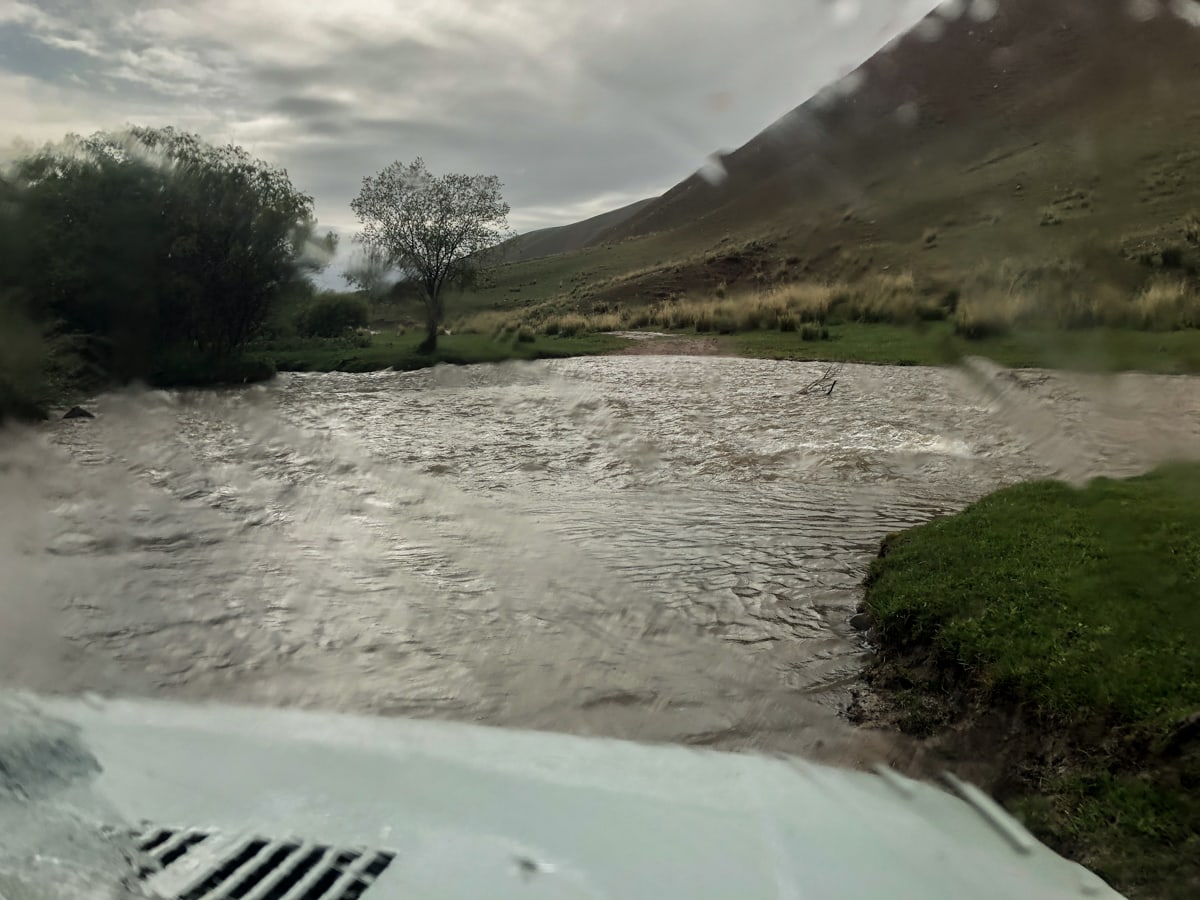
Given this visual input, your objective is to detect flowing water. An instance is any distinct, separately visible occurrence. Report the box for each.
[3,356,1199,766]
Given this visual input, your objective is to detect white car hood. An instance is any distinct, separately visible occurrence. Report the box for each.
[1,693,1121,899]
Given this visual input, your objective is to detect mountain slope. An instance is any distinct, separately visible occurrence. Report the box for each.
[606,0,1200,245]
[501,197,655,263]
[465,0,1200,317]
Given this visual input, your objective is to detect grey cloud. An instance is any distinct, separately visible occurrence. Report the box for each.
[271,95,355,117]
[250,34,442,89]
[0,0,933,234]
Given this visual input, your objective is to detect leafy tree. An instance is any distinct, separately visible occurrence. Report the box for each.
[1,127,332,382]
[350,158,510,352]
[130,127,333,358]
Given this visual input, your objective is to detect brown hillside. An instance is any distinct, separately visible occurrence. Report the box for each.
[500,197,655,263]
[605,0,1200,246]
[462,0,1200,329]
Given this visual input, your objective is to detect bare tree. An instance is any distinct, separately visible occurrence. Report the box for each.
[350,158,510,352]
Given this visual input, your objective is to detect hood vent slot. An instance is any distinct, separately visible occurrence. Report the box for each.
[133,826,395,900]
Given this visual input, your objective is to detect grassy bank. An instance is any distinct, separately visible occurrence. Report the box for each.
[732,321,1200,373]
[861,465,1200,899]
[457,270,1200,374]
[248,331,630,374]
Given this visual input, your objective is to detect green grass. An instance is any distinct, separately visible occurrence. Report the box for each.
[864,465,1200,899]
[248,331,630,374]
[730,322,1200,373]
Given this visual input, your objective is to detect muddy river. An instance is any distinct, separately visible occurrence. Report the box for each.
[2,356,1198,766]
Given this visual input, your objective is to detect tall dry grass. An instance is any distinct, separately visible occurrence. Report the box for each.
[458,272,934,336]
[954,277,1200,337]
[459,269,1200,341]
[1133,279,1200,330]
[954,290,1035,339]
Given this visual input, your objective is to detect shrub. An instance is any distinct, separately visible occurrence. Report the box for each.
[297,293,369,338]
[771,282,836,322]
[800,323,830,341]
[843,272,920,323]
[516,329,536,343]
[953,290,1032,339]
[1161,246,1185,269]
[737,308,762,331]
[554,315,589,337]
[1134,280,1200,330]
[1184,214,1200,246]
[779,315,798,333]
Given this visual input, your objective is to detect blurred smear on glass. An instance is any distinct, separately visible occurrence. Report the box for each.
[0,699,144,899]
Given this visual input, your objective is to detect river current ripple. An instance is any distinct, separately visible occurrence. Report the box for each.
[3,356,1197,764]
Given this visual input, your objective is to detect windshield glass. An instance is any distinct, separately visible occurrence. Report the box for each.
[2,2,1199,899]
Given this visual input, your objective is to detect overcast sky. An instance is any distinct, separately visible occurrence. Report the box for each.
[0,0,940,238]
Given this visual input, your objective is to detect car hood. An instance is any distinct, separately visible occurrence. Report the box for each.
[1,693,1121,899]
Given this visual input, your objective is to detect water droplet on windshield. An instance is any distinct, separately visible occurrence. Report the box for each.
[1171,0,1200,27]
[895,102,920,128]
[1127,0,1161,20]
[937,0,967,20]
[827,0,862,26]
[914,17,947,42]
[697,154,728,186]
[968,0,999,22]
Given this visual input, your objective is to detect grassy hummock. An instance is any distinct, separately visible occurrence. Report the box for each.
[863,464,1200,899]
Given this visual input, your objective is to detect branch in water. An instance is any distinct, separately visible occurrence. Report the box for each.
[799,363,842,396]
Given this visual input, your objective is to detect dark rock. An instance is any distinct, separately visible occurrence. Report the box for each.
[63,406,95,420]
[849,612,873,632]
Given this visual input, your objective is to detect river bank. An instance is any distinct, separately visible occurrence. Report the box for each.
[854,465,1200,900]
[254,321,1200,383]
[16,322,1200,424]
[248,331,631,374]
[727,322,1200,374]
[3,332,633,422]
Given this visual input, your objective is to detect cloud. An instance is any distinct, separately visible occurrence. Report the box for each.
[0,0,935,235]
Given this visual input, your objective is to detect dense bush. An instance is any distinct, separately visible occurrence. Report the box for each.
[297,293,370,337]
[0,293,47,422]
[0,127,334,398]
